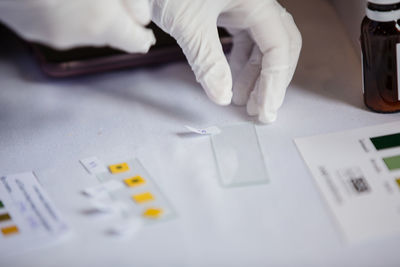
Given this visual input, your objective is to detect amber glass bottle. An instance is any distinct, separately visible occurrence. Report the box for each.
[361,0,400,113]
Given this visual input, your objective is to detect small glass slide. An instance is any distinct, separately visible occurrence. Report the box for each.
[211,123,269,187]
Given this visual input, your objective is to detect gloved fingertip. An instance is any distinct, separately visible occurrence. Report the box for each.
[246,93,258,116]
[200,63,233,106]
[232,82,251,106]
[232,94,247,106]
[125,29,156,53]
[203,82,232,106]
[143,30,157,50]
[258,111,277,124]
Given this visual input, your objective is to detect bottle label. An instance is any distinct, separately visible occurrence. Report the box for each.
[361,51,365,95]
[397,43,400,101]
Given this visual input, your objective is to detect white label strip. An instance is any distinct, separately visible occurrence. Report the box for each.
[80,156,108,175]
[107,217,144,237]
[185,125,221,135]
[82,180,123,198]
[89,199,128,213]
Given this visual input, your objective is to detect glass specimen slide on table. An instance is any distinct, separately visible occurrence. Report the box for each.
[211,123,269,187]
[295,121,400,243]
[0,172,70,256]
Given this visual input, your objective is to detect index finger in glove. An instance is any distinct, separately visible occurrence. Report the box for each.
[246,2,301,123]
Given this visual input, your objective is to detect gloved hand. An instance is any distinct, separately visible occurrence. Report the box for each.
[0,0,155,53]
[151,0,302,123]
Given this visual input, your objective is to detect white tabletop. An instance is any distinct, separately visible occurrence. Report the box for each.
[1,0,399,266]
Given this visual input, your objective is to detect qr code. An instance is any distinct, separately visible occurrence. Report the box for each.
[338,167,371,195]
[350,177,370,193]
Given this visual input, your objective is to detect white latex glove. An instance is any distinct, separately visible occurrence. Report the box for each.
[151,0,302,123]
[0,0,155,53]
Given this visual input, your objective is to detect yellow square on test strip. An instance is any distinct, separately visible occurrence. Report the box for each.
[1,225,19,236]
[396,178,400,189]
[132,192,154,203]
[108,162,129,174]
[124,176,146,187]
[143,208,163,219]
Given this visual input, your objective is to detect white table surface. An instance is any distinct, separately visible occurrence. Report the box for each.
[1,0,399,266]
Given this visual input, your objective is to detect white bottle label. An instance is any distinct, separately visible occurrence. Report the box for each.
[396,43,400,101]
[361,51,364,95]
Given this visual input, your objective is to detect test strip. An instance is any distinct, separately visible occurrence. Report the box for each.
[383,155,400,171]
[370,133,400,150]
[0,200,4,208]
[96,158,177,223]
[1,225,19,236]
[0,213,11,222]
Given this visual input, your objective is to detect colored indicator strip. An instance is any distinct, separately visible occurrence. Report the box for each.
[383,155,400,171]
[1,225,19,236]
[0,200,3,208]
[0,213,11,222]
[371,133,400,150]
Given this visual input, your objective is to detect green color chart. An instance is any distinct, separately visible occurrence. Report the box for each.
[371,133,400,150]
[383,155,400,171]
